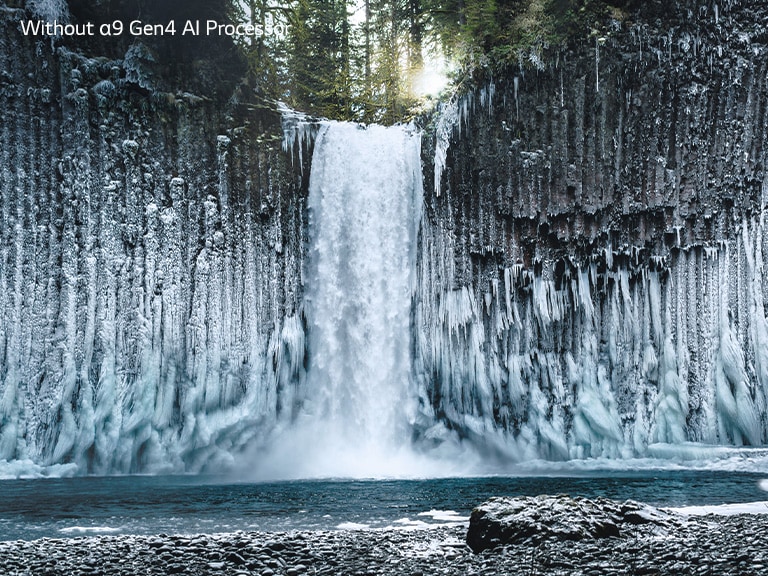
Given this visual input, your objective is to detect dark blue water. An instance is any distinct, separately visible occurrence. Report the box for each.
[1,471,766,541]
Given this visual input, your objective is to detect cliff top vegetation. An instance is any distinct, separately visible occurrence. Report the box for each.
[45,0,649,122]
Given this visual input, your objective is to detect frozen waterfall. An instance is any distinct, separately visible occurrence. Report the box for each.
[414,79,768,466]
[4,0,768,480]
[3,100,768,480]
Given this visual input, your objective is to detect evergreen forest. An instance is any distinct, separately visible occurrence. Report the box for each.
[59,0,640,123]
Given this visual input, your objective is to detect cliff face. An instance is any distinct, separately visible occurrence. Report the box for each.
[2,1,768,476]
[414,0,768,459]
[0,8,306,474]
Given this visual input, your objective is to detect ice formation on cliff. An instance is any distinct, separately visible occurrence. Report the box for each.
[2,0,768,477]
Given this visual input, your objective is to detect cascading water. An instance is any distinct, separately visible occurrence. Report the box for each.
[252,120,460,478]
[305,122,421,444]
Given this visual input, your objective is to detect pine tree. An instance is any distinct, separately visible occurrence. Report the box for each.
[287,0,353,118]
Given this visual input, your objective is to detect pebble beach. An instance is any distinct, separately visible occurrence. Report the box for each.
[1,511,767,575]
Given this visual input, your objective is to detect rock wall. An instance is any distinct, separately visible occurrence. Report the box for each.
[0,8,306,474]
[3,0,768,475]
[414,0,768,459]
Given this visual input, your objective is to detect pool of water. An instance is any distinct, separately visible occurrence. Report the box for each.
[1,470,767,541]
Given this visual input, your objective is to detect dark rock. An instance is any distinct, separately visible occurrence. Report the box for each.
[1,508,766,575]
[466,495,684,553]
[226,551,247,566]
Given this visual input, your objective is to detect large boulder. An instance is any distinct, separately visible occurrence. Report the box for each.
[466,495,681,553]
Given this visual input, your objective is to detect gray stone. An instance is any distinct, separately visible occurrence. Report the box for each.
[466,495,684,553]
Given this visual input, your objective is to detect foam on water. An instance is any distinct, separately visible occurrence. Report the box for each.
[417,510,467,522]
[336,522,370,530]
[668,502,768,516]
[58,526,122,535]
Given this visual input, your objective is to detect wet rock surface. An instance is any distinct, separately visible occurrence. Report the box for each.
[466,495,684,552]
[1,507,767,575]
[412,0,768,459]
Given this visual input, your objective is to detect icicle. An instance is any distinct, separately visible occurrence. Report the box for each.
[513,76,519,121]
[278,103,318,174]
[595,37,600,94]
[433,98,459,197]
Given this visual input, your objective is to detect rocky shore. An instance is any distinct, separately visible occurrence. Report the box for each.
[1,502,767,576]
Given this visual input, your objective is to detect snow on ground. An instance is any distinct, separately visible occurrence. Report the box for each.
[667,501,768,516]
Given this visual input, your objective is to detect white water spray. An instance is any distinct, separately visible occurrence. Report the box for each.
[251,120,469,479]
[306,121,422,452]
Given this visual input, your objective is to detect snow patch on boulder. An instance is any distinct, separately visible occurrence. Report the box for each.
[466,495,684,553]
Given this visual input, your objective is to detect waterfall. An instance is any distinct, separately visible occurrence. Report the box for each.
[251,120,460,479]
[305,122,422,443]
